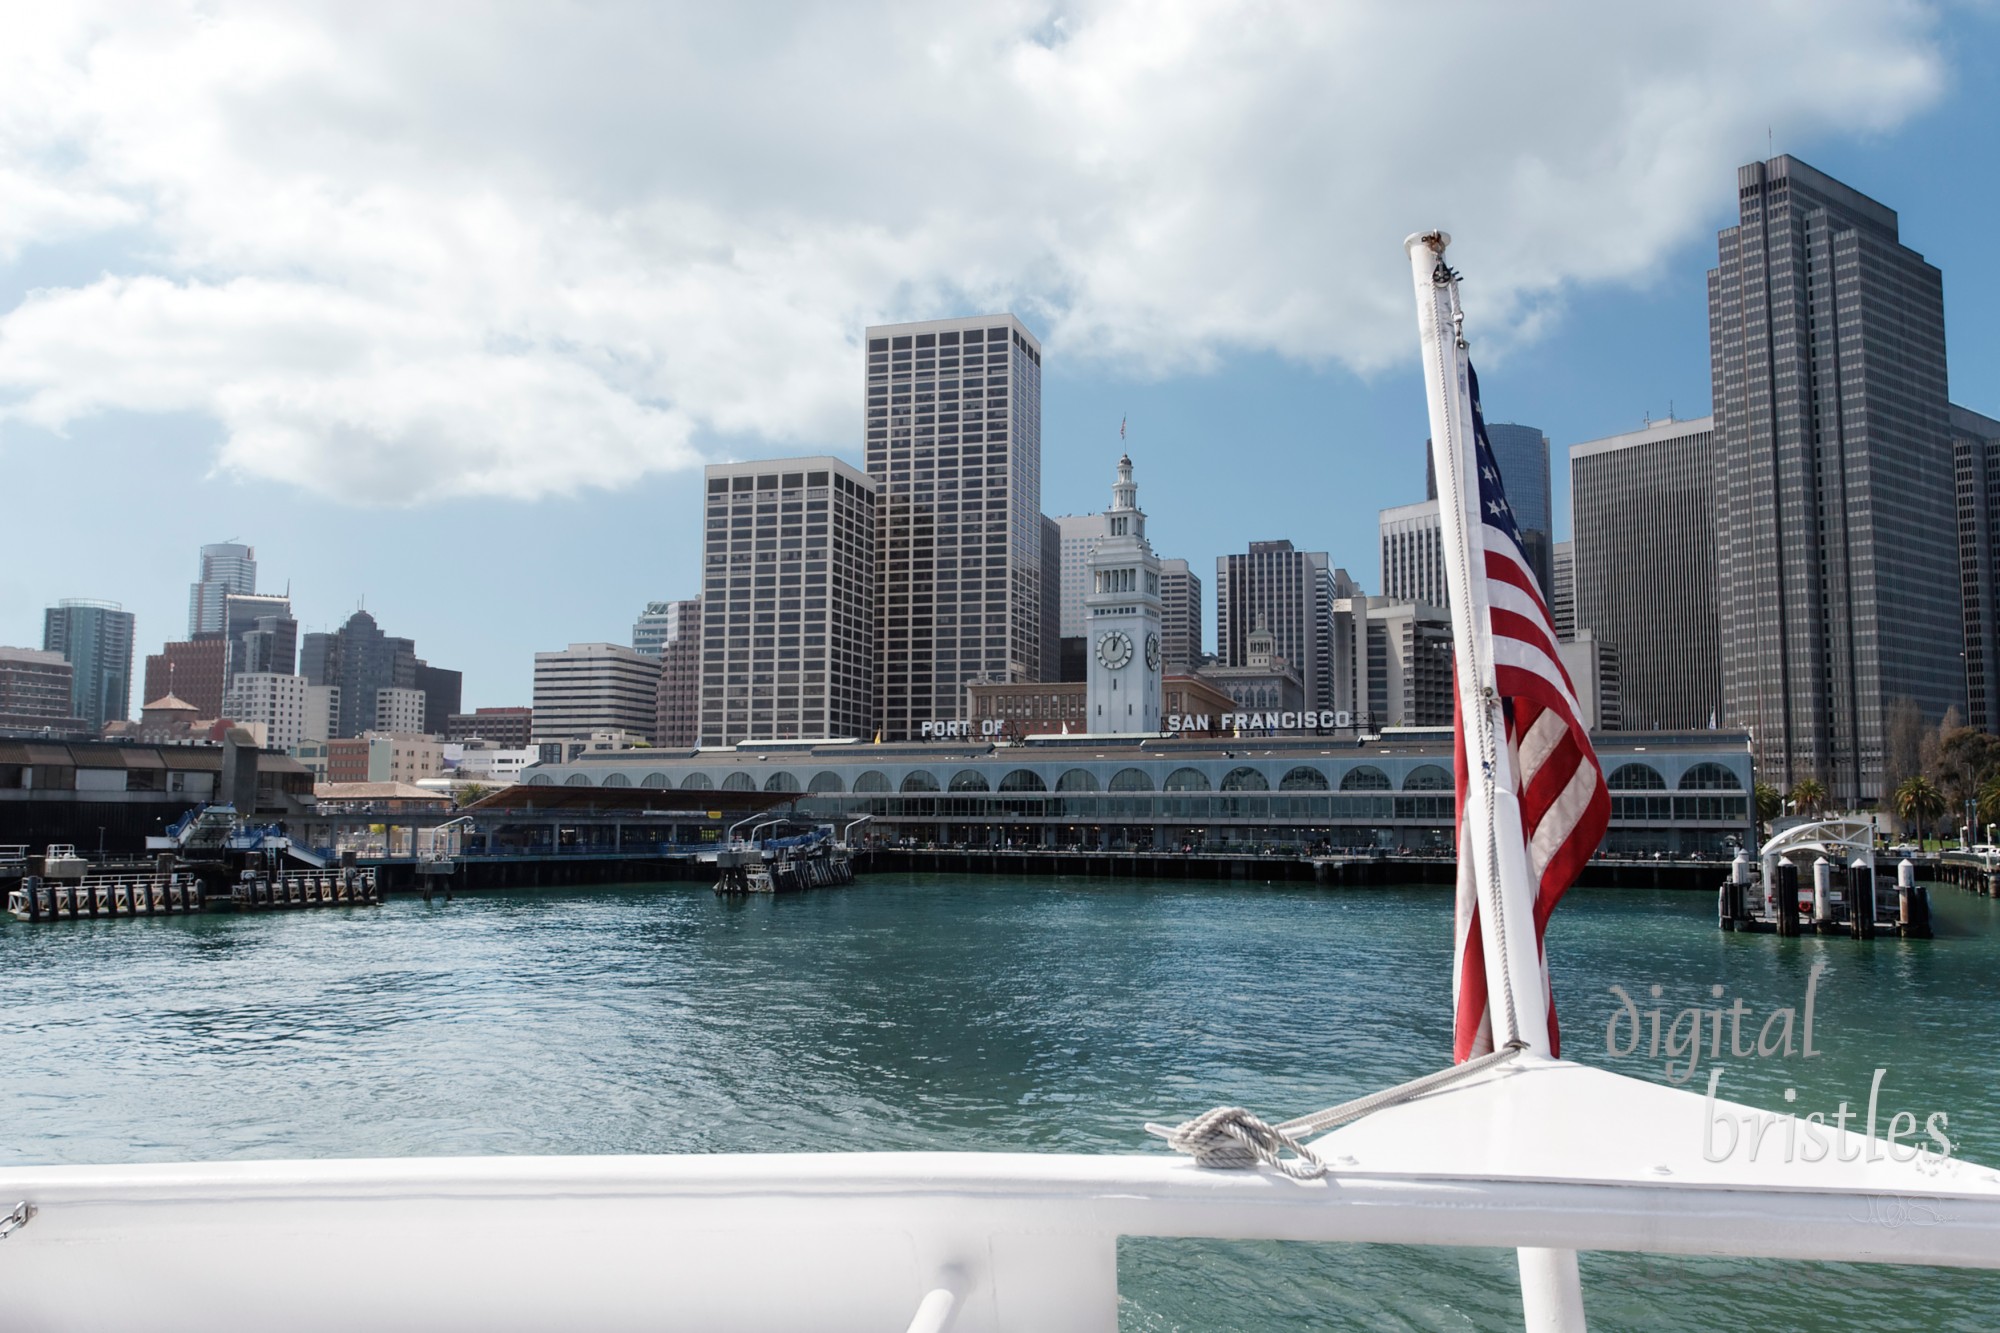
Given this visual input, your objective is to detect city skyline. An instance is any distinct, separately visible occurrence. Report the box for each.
[2,24,1998,716]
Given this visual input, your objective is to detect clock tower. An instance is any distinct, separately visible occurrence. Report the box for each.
[1085,453,1164,734]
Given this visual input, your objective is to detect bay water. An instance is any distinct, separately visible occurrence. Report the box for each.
[3,874,1996,1330]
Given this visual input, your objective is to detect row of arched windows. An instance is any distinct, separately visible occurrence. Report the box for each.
[532,762,1476,794]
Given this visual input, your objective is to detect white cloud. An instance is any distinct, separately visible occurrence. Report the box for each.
[0,0,1947,503]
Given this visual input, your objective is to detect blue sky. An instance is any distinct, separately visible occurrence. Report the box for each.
[2,3,1995,714]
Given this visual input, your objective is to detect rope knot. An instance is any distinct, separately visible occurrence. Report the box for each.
[1146,1106,1327,1180]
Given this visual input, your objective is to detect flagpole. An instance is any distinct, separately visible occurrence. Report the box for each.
[1405,231,1587,1333]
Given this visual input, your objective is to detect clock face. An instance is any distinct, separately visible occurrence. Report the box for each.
[1096,630,1134,670]
[1145,633,1161,670]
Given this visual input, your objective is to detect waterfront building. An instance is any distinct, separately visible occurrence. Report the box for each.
[966,674,1237,741]
[1084,455,1164,735]
[1952,404,2000,731]
[43,598,135,734]
[373,686,429,736]
[0,646,80,732]
[643,599,702,747]
[143,639,228,723]
[1379,501,1447,609]
[1052,512,1111,638]
[1551,540,1575,641]
[129,694,206,745]
[187,542,256,638]
[523,730,1754,857]
[1159,558,1203,677]
[222,672,311,750]
[222,592,296,680]
[1559,631,1623,731]
[1570,416,1721,731]
[697,457,876,745]
[1216,541,1339,711]
[0,736,313,851]
[1039,514,1062,684]
[866,315,1045,740]
[447,706,533,748]
[302,611,417,740]
[1711,155,1956,803]
[327,733,445,786]
[534,642,661,742]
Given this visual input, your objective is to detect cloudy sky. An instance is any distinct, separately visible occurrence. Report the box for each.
[2,1,1995,713]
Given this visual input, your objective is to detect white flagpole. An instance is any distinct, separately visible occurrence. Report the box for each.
[1404,231,1587,1333]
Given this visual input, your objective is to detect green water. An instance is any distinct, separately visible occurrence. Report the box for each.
[3,875,1997,1330]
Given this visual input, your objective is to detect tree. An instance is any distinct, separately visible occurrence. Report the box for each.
[1894,775,1946,848]
[1789,777,1828,819]
[1880,697,1927,808]
[1753,782,1782,837]
[1978,773,2000,836]
[455,782,491,809]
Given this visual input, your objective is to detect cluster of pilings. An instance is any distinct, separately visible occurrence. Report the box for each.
[1718,851,1931,939]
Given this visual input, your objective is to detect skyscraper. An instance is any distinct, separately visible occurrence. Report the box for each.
[1215,541,1336,711]
[1051,512,1111,638]
[1570,416,1721,731]
[1158,557,1203,676]
[1551,540,1575,642]
[865,315,1043,740]
[632,601,680,658]
[302,610,417,739]
[188,542,256,637]
[42,599,135,733]
[222,592,296,680]
[413,662,462,736]
[143,639,228,719]
[534,644,661,742]
[1711,155,1955,802]
[1426,423,1553,594]
[698,457,876,745]
[650,599,702,747]
[1379,501,1448,608]
[1953,404,2000,731]
[1039,514,1062,684]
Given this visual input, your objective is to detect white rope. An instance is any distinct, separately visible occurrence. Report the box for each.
[1146,1043,1526,1180]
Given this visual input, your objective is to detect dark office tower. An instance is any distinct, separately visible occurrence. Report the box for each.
[864,315,1044,740]
[1711,155,1956,803]
[1551,541,1575,642]
[1953,405,2000,731]
[188,542,256,637]
[304,610,417,738]
[1215,541,1334,710]
[698,458,877,745]
[1571,417,1722,730]
[1039,514,1062,683]
[1426,422,1553,595]
[222,592,296,680]
[1159,558,1204,675]
[42,599,135,733]
[414,661,462,736]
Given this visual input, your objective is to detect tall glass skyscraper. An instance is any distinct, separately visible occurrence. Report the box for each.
[864,315,1044,740]
[1427,423,1552,596]
[1710,155,1955,803]
[43,598,135,733]
[188,542,256,637]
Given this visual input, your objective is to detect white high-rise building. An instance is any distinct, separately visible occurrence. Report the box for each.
[1379,501,1448,609]
[188,542,256,637]
[222,672,310,750]
[1084,455,1163,735]
[373,686,429,736]
[533,644,662,742]
[1051,512,1111,638]
[865,314,1044,740]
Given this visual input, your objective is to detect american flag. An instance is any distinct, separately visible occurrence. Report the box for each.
[1450,363,1610,1062]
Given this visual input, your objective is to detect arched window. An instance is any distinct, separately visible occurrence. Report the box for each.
[1607,763,1666,790]
[1221,766,1268,791]
[900,770,940,793]
[949,769,991,792]
[563,774,591,787]
[640,773,669,788]
[1109,767,1153,791]
[1279,766,1330,791]
[853,770,891,793]
[999,769,1046,792]
[721,772,757,792]
[527,773,553,786]
[1164,767,1211,791]
[1340,766,1391,791]
[603,773,631,788]
[1056,769,1098,792]
[1403,764,1452,791]
[1677,762,1742,791]
[679,772,713,790]
[808,771,845,794]
[764,771,801,793]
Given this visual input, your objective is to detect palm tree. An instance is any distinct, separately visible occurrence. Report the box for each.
[1980,773,2000,836]
[1753,782,1782,838]
[455,782,492,809]
[1788,777,1828,820]
[1894,775,1946,849]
